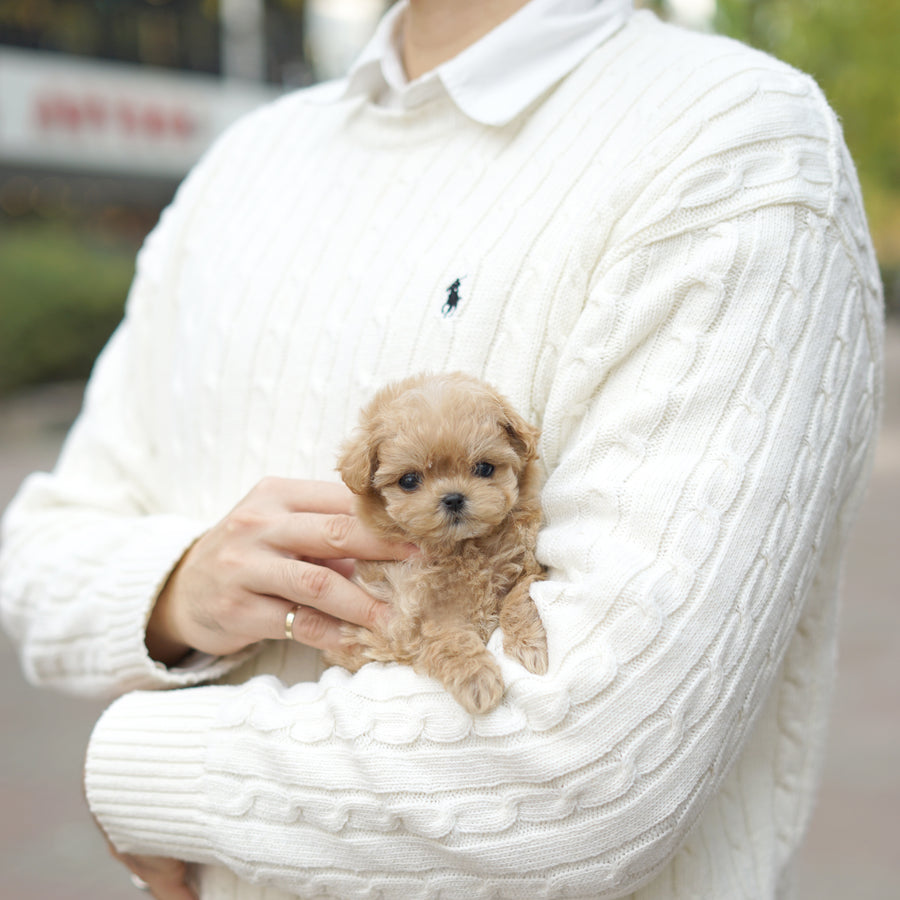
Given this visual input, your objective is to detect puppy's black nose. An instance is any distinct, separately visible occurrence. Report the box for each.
[441,492,466,513]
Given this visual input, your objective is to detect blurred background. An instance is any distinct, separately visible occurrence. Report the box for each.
[1,1,897,897]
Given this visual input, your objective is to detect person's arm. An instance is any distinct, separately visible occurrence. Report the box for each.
[0,116,406,697]
[83,77,884,895]
[0,161,225,696]
[0,254,408,701]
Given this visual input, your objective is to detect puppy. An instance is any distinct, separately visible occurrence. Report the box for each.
[324,372,548,715]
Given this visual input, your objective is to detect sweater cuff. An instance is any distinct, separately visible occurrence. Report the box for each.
[85,687,220,861]
[100,516,248,691]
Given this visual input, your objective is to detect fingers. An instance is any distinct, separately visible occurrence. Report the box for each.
[250,476,356,515]
[263,559,387,632]
[282,602,348,653]
[270,511,415,562]
[116,851,197,900]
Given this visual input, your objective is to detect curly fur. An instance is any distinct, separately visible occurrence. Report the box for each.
[324,372,548,714]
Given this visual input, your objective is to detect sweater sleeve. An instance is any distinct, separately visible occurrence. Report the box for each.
[0,139,256,697]
[83,81,883,896]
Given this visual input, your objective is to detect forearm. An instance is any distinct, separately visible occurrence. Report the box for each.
[0,147,242,695]
[0,476,238,695]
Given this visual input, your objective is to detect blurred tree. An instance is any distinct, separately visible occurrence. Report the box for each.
[714,0,900,264]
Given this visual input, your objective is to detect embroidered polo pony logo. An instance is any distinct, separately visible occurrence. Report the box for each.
[442,278,464,317]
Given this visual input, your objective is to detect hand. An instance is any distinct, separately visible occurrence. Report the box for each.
[110,849,197,900]
[146,477,414,664]
[92,811,197,899]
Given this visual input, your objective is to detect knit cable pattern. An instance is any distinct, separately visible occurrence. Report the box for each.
[4,13,883,900]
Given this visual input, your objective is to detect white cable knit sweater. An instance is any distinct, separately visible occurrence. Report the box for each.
[0,8,884,900]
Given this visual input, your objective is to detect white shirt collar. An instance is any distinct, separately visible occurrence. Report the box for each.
[333,0,634,126]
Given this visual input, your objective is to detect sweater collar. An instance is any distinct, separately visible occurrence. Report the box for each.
[330,0,633,126]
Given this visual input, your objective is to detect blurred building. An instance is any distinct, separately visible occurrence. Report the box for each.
[0,0,386,234]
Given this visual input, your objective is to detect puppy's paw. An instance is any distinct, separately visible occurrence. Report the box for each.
[322,626,371,673]
[505,630,549,675]
[500,583,549,675]
[453,662,505,715]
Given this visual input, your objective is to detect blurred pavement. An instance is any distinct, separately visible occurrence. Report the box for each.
[1,322,899,899]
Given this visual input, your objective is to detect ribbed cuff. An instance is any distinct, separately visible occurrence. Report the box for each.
[98,516,249,690]
[85,686,222,861]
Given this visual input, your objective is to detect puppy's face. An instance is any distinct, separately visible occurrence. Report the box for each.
[372,417,521,545]
[339,374,539,549]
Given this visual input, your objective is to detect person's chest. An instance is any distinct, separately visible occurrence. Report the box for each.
[151,87,642,519]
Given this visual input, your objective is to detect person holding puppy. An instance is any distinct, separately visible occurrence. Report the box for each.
[0,1,884,899]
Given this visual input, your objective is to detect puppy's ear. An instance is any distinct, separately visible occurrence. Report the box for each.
[337,427,379,495]
[339,378,412,495]
[499,404,540,464]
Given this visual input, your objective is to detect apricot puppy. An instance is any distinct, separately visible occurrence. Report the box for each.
[325,372,548,714]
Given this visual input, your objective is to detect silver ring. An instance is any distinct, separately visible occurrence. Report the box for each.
[285,607,296,641]
[130,873,150,891]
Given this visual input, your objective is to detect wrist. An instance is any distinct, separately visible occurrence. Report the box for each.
[146,570,192,666]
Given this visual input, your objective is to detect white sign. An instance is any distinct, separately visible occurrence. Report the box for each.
[0,47,280,178]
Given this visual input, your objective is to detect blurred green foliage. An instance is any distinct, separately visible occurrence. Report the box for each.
[714,0,900,266]
[0,223,132,393]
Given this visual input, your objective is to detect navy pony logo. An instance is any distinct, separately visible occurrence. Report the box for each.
[442,278,463,317]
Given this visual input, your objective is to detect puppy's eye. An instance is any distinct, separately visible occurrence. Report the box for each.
[398,473,422,492]
[472,462,494,478]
